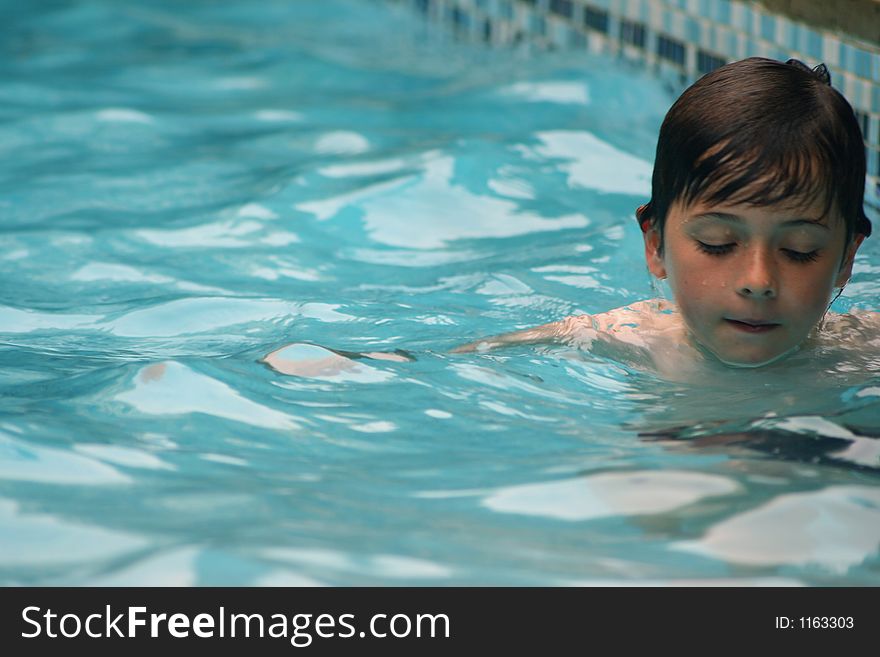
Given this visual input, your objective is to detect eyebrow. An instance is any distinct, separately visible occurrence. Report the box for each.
[690,212,830,230]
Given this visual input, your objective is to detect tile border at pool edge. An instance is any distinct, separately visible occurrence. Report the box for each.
[396,0,880,213]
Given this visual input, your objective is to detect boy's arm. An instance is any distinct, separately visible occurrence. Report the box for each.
[449,315,595,353]
[449,300,673,354]
[262,343,412,376]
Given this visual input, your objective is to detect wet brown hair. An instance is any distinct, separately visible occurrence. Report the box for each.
[637,57,872,253]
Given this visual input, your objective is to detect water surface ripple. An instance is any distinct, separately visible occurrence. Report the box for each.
[0,0,878,585]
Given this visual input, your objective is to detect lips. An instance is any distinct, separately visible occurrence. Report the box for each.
[724,318,781,333]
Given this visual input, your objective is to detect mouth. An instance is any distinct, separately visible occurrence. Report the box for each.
[724,318,781,334]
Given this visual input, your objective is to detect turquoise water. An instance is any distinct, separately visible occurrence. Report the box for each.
[1,0,878,585]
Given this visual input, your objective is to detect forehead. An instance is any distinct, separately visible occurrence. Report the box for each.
[675,193,842,230]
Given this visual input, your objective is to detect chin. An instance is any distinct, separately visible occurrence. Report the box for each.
[688,329,804,369]
[692,335,798,368]
[713,346,799,369]
[717,355,782,368]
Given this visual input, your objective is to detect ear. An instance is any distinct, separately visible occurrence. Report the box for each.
[834,233,864,288]
[642,225,666,279]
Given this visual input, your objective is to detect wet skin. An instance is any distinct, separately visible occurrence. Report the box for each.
[643,197,864,367]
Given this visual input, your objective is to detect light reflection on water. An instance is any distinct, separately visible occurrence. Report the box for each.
[0,0,878,585]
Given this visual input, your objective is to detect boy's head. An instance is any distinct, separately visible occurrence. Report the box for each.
[638,57,871,249]
[636,57,872,367]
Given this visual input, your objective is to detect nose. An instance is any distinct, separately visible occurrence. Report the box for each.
[737,246,777,299]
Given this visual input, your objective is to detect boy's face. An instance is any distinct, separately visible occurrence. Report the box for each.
[643,196,862,367]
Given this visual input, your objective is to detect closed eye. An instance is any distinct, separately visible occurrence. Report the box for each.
[697,241,821,264]
[782,248,820,263]
[696,241,734,256]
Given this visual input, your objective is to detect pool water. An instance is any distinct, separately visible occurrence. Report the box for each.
[1,0,878,585]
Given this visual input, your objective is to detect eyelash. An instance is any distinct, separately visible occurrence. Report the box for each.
[695,241,820,263]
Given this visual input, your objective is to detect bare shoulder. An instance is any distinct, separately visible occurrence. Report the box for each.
[854,309,880,332]
[822,309,880,339]
[590,298,676,332]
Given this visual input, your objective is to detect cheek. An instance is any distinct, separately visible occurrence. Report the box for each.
[787,270,835,314]
[672,280,717,324]
[667,277,723,337]
[664,254,720,315]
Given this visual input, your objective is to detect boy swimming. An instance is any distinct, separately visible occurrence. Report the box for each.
[263,57,877,380]
[449,57,877,376]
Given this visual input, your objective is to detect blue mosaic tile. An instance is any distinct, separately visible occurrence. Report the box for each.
[657,34,686,66]
[569,25,586,47]
[607,15,620,37]
[760,14,774,42]
[531,13,545,34]
[805,29,822,60]
[739,5,752,33]
[620,18,646,48]
[748,37,760,57]
[698,0,711,20]
[697,49,726,75]
[854,48,872,79]
[584,5,610,33]
[778,18,794,51]
[853,79,865,109]
[549,0,572,19]
[790,23,802,54]
[840,43,853,73]
[838,41,848,71]
[551,19,567,45]
[698,21,710,49]
[716,0,731,24]
[685,15,698,42]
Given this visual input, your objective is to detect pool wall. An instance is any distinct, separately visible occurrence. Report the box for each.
[397,0,880,212]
